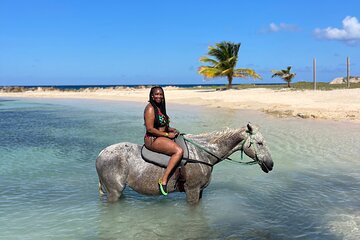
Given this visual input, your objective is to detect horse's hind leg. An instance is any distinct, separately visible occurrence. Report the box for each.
[97,161,128,202]
[96,148,130,202]
[101,174,127,202]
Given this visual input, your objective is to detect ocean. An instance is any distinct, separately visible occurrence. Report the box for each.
[0,97,359,239]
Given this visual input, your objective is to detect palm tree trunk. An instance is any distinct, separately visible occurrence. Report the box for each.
[287,81,291,88]
[227,76,233,89]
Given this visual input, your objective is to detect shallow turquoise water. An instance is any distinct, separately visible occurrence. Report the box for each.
[0,98,359,240]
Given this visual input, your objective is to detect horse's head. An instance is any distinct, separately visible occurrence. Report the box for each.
[241,123,273,173]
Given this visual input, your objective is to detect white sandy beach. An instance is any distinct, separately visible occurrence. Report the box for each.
[1,87,360,123]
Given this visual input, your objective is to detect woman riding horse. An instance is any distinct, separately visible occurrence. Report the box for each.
[96,123,273,204]
[144,86,181,195]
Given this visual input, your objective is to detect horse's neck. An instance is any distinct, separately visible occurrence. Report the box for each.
[188,128,247,164]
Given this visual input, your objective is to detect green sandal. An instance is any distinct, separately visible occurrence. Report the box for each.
[158,179,168,196]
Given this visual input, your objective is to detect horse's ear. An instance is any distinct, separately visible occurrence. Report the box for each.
[247,122,253,133]
[247,122,259,134]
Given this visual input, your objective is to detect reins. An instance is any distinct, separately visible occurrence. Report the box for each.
[182,132,259,167]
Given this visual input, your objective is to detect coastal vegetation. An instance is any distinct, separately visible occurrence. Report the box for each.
[271,66,296,88]
[232,82,360,90]
[189,82,360,91]
[198,41,261,89]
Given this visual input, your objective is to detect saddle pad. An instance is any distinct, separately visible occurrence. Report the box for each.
[141,135,189,168]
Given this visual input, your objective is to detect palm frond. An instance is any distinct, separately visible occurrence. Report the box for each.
[271,69,286,78]
[221,68,233,76]
[234,68,262,79]
[208,48,228,62]
[198,66,222,78]
[271,71,283,78]
[224,56,237,68]
[199,57,219,66]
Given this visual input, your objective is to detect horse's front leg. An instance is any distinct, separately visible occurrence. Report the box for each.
[184,186,201,205]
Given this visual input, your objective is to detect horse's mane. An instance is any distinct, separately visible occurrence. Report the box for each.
[189,127,245,144]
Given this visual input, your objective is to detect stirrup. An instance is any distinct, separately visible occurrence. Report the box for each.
[158,179,168,196]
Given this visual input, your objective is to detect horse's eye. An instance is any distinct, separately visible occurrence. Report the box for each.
[258,142,263,146]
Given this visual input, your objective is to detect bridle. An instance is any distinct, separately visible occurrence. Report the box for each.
[182,130,260,167]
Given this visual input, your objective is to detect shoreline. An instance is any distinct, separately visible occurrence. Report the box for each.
[1,87,360,123]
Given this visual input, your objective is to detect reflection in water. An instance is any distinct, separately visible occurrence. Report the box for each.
[97,195,216,239]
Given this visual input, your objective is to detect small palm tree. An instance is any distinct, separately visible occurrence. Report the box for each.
[198,41,261,89]
[271,66,296,88]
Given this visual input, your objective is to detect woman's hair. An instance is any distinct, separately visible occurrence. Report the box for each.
[149,86,169,129]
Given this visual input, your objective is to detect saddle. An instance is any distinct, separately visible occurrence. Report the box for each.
[141,135,189,168]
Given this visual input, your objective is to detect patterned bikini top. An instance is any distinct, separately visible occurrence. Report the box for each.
[156,108,169,128]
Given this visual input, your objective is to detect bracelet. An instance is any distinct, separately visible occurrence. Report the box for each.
[164,132,169,137]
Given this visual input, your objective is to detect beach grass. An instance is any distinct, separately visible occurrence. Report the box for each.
[203,82,360,91]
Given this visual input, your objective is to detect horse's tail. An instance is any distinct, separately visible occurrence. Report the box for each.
[98,178,107,196]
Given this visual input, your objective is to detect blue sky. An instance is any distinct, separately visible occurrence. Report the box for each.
[1,0,359,86]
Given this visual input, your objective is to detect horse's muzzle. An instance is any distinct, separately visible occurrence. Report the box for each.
[259,155,273,173]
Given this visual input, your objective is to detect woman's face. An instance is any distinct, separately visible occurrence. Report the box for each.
[152,88,164,104]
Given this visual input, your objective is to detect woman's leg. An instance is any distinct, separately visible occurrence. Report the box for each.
[146,137,183,185]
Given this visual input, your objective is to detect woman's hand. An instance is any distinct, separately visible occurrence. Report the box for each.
[169,128,180,136]
[167,132,177,139]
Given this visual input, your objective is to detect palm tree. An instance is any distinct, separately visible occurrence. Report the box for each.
[271,66,296,88]
[198,41,261,89]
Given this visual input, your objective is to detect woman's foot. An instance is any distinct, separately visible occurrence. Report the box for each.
[158,179,168,196]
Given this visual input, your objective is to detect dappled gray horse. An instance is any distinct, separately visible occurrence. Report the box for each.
[96,123,273,204]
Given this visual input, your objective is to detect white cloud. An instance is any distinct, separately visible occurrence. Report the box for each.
[314,16,360,44]
[268,22,299,32]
